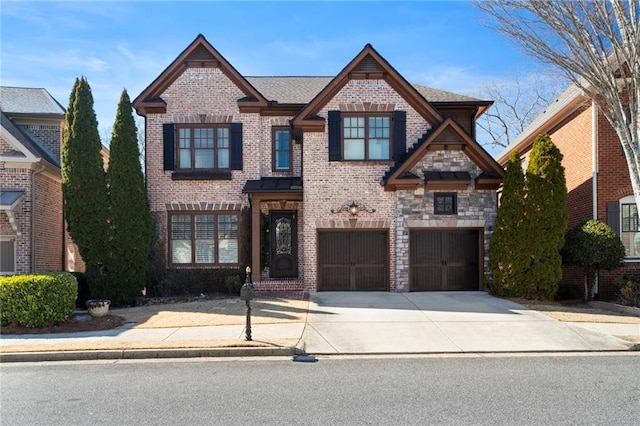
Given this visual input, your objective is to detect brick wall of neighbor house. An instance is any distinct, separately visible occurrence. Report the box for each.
[302,79,431,292]
[595,109,638,298]
[395,150,497,291]
[0,165,32,274]
[33,173,63,271]
[23,124,63,159]
[519,104,638,299]
[145,67,264,268]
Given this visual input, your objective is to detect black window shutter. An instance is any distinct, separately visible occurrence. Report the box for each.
[328,110,341,162]
[230,123,243,170]
[606,201,621,236]
[392,110,406,162]
[163,123,175,171]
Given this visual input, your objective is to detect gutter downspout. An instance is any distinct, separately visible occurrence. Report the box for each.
[31,161,47,273]
[591,99,599,297]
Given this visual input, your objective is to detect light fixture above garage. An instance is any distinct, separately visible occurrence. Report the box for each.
[330,200,375,217]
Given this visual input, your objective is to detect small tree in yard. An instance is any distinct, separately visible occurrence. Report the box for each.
[489,150,529,296]
[561,220,625,302]
[106,90,154,306]
[523,134,567,300]
[61,77,110,296]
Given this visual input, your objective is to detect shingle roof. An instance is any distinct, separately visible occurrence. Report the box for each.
[0,111,60,167]
[0,87,65,116]
[246,77,333,104]
[245,77,484,105]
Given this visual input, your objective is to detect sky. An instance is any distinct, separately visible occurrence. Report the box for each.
[1,0,555,150]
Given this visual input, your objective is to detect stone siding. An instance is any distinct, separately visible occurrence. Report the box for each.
[395,150,497,291]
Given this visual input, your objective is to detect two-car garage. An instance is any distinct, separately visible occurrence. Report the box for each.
[317,229,481,292]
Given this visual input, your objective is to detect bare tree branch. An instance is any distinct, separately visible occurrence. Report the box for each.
[476,71,566,149]
[474,0,640,208]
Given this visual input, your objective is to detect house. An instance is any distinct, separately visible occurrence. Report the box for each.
[0,87,68,274]
[497,84,637,299]
[133,34,504,293]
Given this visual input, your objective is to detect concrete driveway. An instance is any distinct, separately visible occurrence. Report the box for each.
[300,292,632,354]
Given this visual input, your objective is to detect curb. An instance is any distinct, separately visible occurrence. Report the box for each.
[0,346,302,363]
[588,301,640,317]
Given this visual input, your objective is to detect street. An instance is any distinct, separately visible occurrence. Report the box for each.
[1,354,639,425]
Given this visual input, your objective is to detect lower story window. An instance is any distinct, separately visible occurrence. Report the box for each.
[434,193,457,215]
[621,202,639,257]
[0,238,15,274]
[170,212,238,266]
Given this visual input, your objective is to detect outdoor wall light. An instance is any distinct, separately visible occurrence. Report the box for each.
[331,201,376,217]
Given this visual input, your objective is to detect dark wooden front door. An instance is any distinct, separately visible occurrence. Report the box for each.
[410,230,479,291]
[318,231,388,291]
[269,211,297,278]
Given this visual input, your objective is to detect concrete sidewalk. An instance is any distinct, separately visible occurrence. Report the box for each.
[1,292,637,362]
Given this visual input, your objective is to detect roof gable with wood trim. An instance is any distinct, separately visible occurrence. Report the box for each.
[292,44,443,132]
[133,34,269,115]
[383,117,504,191]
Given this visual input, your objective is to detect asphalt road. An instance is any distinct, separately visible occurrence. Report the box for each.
[1,354,639,425]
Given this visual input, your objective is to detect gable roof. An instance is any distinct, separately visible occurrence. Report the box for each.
[496,84,588,165]
[245,76,486,106]
[133,34,269,115]
[0,111,60,167]
[0,87,65,118]
[292,44,445,131]
[383,117,504,191]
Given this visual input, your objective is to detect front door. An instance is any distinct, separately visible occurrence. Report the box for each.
[269,211,297,278]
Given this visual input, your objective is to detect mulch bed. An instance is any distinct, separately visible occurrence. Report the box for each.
[1,315,126,335]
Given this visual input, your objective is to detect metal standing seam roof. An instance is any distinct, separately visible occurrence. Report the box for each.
[0,190,25,208]
[245,76,485,105]
[0,87,66,116]
[243,177,303,193]
[423,171,472,181]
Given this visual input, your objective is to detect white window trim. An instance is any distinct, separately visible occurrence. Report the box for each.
[0,236,16,275]
[620,195,640,263]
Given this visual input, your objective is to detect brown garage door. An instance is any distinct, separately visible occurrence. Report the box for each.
[318,231,388,291]
[410,230,479,291]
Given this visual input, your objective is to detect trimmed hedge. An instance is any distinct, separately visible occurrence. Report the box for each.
[0,272,77,327]
[154,268,244,297]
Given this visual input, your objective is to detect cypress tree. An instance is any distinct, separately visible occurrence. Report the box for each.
[106,90,153,305]
[522,134,567,299]
[61,77,110,296]
[488,150,528,296]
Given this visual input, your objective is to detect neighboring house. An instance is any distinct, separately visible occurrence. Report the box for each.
[497,85,637,299]
[0,87,68,274]
[133,34,504,293]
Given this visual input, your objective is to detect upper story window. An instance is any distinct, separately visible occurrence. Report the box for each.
[343,115,391,160]
[273,127,291,172]
[434,193,457,215]
[177,125,230,171]
[169,212,239,267]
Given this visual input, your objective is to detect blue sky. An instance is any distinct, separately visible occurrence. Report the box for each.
[1,1,551,145]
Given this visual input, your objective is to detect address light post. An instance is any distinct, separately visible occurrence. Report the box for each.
[240,266,254,341]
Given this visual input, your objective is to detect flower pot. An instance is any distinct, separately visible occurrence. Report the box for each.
[86,299,111,317]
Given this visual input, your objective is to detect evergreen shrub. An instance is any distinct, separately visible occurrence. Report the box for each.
[0,273,77,327]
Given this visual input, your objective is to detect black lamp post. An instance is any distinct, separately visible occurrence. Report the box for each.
[240,266,254,341]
